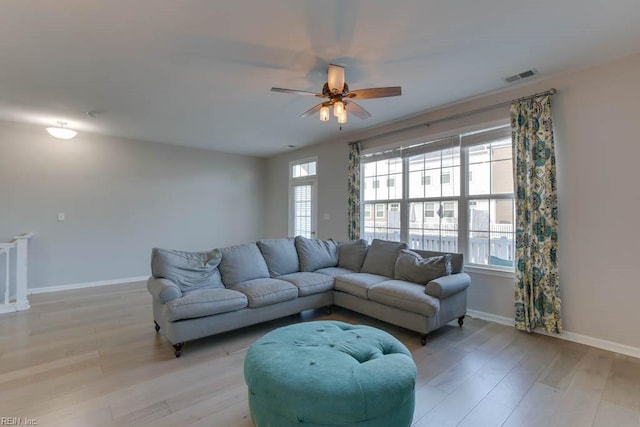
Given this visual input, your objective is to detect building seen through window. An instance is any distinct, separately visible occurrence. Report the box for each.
[361,126,514,269]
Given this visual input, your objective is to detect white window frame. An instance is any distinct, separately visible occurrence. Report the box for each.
[288,157,317,238]
[360,124,514,273]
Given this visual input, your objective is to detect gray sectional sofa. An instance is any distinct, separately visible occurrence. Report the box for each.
[148,237,470,357]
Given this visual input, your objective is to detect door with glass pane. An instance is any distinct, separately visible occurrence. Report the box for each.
[289,158,317,238]
[291,182,316,238]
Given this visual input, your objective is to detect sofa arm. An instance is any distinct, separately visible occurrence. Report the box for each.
[425,273,470,299]
[147,277,182,303]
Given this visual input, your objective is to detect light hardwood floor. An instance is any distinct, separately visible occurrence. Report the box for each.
[1,282,639,427]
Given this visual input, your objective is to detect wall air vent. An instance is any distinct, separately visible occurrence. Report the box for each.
[503,69,538,83]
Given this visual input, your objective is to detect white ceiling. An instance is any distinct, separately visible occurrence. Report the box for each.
[2,1,640,157]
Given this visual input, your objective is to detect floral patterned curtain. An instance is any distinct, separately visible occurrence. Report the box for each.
[511,95,562,334]
[347,142,361,240]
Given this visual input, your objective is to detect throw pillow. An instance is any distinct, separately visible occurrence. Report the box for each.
[360,239,408,277]
[295,236,338,272]
[151,248,223,292]
[257,238,300,277]
[337,239,369,272]
[219,242,270,286]
[394,249,452,284]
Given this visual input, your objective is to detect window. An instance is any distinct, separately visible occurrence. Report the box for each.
[361,125,514,269]
[467,135,515,267]
[289,158,317,238]
[424,202,435,218]
[292,160,316,178]
[364,205,372,219]
[442,202,455,218]
[373,180,380,189]
[362,158,402,241]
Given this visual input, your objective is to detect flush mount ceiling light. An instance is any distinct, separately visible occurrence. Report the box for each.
[46,121,78,140]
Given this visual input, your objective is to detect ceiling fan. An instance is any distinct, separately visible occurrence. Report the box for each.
[271,64,401,124]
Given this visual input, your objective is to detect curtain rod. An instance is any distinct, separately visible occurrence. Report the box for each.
[349,88,556,145]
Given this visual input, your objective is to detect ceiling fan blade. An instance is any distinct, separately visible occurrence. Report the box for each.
[271,87,324,97]
[300,103,324,118]
[347,86,402,99]
[327,64,345,93]
[344,100,372,120]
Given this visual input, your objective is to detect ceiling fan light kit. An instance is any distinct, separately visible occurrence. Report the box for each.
[319,105,330,121]
[337,109,348,124]
[333,100,344,117]
[271,64,401,125]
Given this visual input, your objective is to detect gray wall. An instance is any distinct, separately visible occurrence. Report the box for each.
[0,121,266,289]
[265,53,640,350]
[266,141,350,241]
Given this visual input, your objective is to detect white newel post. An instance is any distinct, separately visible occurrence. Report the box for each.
[13,232,33,311]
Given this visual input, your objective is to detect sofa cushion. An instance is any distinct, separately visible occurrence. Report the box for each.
[257,238,299,277]
[394,250,452,284]
[360,239,407,278]
[334,273,388,299]
[151,248,223,292]
[337,239,369,272]
[278,272,335,297]
[163,288,248,322]
[219,242,270,286]
[369,280,440,317]
[229,278,298,308]
[315,267,356,278]
[295,236,338,272]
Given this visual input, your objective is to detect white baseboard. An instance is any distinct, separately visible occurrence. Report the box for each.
[0,302,30,314]
[467,309,640,360]
[28,276,148,295]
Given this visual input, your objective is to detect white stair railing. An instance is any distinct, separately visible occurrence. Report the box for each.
[0,232,33,314]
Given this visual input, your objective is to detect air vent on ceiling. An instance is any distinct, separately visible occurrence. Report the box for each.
[503,69,538,83]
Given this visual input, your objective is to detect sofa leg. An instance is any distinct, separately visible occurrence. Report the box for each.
[458,316,465,327]
[173,343,184,358]
[420,334,427,346]
[324,305,332,315]
[154,321,160,333]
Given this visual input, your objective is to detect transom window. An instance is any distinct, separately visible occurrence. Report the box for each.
[361,125,515,269]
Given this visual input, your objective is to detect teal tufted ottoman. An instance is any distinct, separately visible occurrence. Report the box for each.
[244,321,417,427]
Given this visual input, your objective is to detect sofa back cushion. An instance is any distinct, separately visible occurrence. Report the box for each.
[394,249,452,284]
[151,248,223,292]
[295,236,338,272]
[338,239,369,272]
[219,242,270,286]
[360,239,407,278]
[257,238,300,277]
[412,249,463,274]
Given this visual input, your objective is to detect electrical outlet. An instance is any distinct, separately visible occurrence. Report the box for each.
[57,212,65,221]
